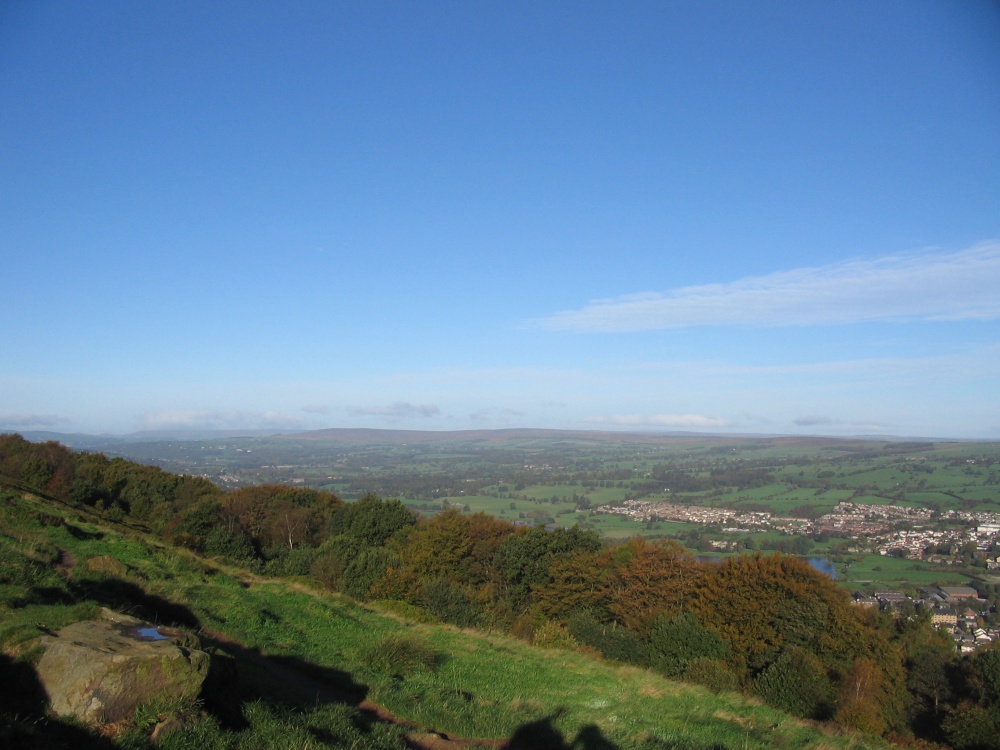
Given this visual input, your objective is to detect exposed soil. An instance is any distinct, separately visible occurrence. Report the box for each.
[54,548,76,578]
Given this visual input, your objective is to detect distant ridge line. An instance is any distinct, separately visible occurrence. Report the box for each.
[278,427,861,446]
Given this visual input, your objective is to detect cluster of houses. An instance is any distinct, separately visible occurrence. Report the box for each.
[593,499,1000,565]
[854,586,998,653]
[593,498,780,529]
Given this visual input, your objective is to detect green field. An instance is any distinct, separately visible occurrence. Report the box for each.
[834,552,973,589]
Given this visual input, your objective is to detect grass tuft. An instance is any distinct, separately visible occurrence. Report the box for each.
[358,632,443,677]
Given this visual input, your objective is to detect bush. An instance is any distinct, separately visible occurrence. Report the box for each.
[422,578,480,628]
[649,612,730,678]
[203,527,257,563]
[683,658,739,693]
[754,646,833,720]
[566,611,651,666]
[532,620,579,650]
[263,546,317,578]
[342,548,398,601]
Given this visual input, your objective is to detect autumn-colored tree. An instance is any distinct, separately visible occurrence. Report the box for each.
[276,503,319,551]
[220,485,275,540]
[533,548,611,620]
[463,512,517,583]
[607,537,699,631]
[691,553,866,675]
[368,563,425,603]
[400,509,473,582]
[835,657,889,736]
[218,485,340,553]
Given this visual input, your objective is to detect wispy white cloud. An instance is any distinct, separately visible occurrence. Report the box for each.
[794,415,836,427]
[468,407,525,425]
[593,414,732,428]
[137,409,304,430]
[538,242,1000,332]
[0,413,70,429]
[348,402,440,419]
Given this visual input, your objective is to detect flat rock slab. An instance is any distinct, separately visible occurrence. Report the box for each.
[36,612,209,723]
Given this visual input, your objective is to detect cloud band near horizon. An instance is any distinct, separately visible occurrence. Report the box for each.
[539,242,1000,332]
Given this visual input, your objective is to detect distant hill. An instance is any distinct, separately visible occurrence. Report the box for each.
[8,426,943,451]
[278,426,870,447]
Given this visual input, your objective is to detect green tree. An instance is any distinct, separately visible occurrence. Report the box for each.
[342,547,399,600]
[649,612,730,679]
[753,646,833,719]
[493,526,600,610]
[329,493,415,547]
[423,578,479,628]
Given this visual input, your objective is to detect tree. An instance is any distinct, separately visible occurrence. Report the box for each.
[754,646,833,719]
[533,549,611,620]
[692,553,867,675]
[493,526,600,611]
[835,657,888,736]
[342,547,399,600]
[329,493,415,547]
[400,509,473,582]
[607,538,699,631]
[649,612,730,679]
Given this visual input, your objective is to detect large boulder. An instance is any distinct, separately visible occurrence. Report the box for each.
[35,609,210,723]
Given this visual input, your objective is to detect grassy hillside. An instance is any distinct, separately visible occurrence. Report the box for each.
[0,487,887,750]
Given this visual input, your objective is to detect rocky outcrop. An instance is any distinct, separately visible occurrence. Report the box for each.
[35,609,210,723]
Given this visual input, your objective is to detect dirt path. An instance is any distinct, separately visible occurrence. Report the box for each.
[54,548,76,577]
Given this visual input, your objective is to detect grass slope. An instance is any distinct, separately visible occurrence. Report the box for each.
[1,488,887,750]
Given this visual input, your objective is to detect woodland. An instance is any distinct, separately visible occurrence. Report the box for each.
[3,432,1000,749]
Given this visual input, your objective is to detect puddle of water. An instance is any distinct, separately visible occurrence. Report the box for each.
[132,626,171,641]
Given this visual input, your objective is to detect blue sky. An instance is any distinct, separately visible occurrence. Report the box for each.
[2,1,999,439]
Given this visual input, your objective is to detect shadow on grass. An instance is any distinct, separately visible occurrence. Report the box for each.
[70,577,201,628]
[506,712,620,750]
[199,633,370,732]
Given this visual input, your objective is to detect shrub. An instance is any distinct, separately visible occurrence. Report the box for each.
[263,546,316,578]
[532,620,579,651]
[342,548,398,601]
[683,657,739,693]
[422,578,480,628]
[754,646,833,720]
[649,612,730,678]
[566,610,650,666]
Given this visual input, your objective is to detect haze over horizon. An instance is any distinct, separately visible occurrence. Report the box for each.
[2,2,999,440]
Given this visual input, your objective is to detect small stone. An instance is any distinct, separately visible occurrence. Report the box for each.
[151,715,185,744]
